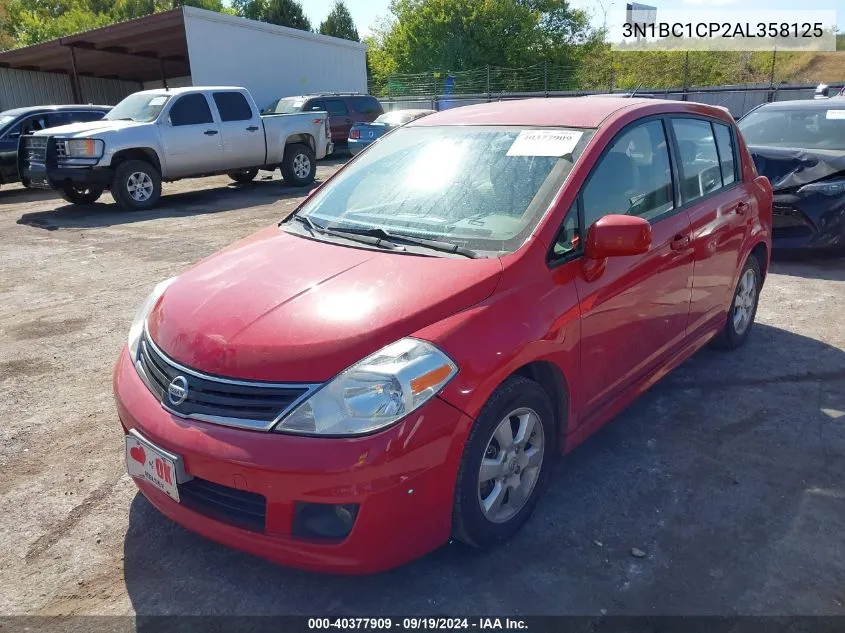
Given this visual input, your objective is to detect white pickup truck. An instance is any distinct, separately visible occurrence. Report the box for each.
[18,86,333,210]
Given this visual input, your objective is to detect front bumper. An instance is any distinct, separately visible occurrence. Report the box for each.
[113,347,472,574]
[18,135,112,191]
[771,194,845,251]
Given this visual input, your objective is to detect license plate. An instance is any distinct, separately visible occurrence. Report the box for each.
[125,432,184,502]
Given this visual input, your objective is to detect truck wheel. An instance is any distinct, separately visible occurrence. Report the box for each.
[228,169,258,184]
[59,184,104,205]
[281,144,316,187]
[111,160,161,210]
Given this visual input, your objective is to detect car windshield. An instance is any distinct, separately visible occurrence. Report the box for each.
[104,93,170,123]
[296,125,595,254]
[0,114,15,130]
[265,97,306,114]
[739,106,845,150]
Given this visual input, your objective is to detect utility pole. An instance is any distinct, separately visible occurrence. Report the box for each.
[768,49,777,103]
[682,51,690,101]
[596,0,614,42]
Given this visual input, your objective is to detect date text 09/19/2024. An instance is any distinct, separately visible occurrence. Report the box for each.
[307,618,528,630]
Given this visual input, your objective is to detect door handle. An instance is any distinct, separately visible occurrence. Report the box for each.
[670,234,691,250]
[204,129,218,136]
[246,126,259,132]
[735,201,749,215]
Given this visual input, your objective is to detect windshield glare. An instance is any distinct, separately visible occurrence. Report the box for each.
[266,97,306,114]
[739,107,845,150]
[0,114,15,130]
[297,125,594,254]
[105,93,170,123]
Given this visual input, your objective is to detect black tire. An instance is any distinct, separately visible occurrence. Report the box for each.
[712,254,762,350]
[59,184,104,205]
[228,169,258,184]
[280,143,316,187]
[452,375,556,549]
[111,160,162,210]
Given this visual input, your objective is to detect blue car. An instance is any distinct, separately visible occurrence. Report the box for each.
[348,109,435,155]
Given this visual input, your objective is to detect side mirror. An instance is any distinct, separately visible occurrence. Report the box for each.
[584,214,651,259]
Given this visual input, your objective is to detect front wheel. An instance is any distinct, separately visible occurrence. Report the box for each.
[111,160,162,210]
[713,254,762,349]
[452,376,555,549]
[228,169,258,184]
[280,143,316,187]
[59,184,104,205]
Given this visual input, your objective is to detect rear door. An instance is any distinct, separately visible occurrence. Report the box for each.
[570,117,695,417]
[669,117,751,336]
[325,99,353,141]
[161,93,223,178]
[211,91,266,170]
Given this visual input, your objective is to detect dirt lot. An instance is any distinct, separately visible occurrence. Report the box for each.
[1,159,844,617]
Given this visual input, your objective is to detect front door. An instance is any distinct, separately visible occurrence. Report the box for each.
[160,93,223,178]
[211,91,266,170]
[570,118,695,417]
[670,117,753,335]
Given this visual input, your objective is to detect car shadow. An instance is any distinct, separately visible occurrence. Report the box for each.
[15,180,321,231]
[122,322,845,617]
[770,256,845,282]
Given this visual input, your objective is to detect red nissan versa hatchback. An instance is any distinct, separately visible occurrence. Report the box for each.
[114,98,772,574]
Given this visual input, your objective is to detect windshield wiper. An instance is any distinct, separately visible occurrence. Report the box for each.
[326,226,482,259]
[291,214,402,251]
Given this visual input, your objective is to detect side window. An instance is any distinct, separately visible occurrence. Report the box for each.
[551,203,581,260]
[213,92,254,122]
[713,123,737,186]
[16,114,50,136]
[325,100,349,116]
[581,119,674,229]
[47,112,74,127]
[307,100,326,112]
[169,94,214,127]
[351,96,382,115]
[71,111,107,123]
[671,118,723,203]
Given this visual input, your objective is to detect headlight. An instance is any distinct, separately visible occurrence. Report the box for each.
[798,180,845,196]
[276,338,458,436]
[127,277,176,360]
[63,139,104,159]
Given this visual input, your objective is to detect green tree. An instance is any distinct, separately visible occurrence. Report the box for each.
[319,0,359,41]
[233,0,311,31]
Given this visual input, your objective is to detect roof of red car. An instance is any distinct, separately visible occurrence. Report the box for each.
[410,97,671,128]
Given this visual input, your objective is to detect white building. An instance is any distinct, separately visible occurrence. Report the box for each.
[0,6,368,110]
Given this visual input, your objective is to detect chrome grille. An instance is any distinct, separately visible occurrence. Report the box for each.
[136,332,318,431]
[21,136,47,165]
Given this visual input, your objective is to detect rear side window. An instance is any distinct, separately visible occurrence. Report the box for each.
[213,92,253,122]
[713,123,737,186]
[671,118,723,203]
[350,96,382,115]
[325,100,349,116]
[581,119,674,227]
[169,94,214,126]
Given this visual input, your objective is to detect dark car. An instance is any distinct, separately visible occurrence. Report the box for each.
[0,104,111,189]
[348,109,435,155]
[739,98,845,251]
[263,93,383,144]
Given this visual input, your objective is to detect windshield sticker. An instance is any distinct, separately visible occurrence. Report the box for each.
[825,110,845,120]
[507,130,583,157]
[149,96,168,106]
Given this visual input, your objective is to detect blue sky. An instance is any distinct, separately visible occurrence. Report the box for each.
[269,0,845,38]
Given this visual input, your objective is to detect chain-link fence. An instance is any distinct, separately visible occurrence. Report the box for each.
[368,50,843,114]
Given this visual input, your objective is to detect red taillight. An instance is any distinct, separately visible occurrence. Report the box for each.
[350,129,360,140]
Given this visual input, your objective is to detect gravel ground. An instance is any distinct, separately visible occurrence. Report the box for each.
[0,160,843,617]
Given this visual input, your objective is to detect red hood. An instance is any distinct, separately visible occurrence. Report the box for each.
[147,226,503,382]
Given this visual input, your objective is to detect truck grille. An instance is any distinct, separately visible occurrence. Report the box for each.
[136,332,317,431]
[21,136,48,166]
[179,477,267,532]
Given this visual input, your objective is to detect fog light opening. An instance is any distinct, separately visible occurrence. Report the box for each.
[293,502,360,541]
